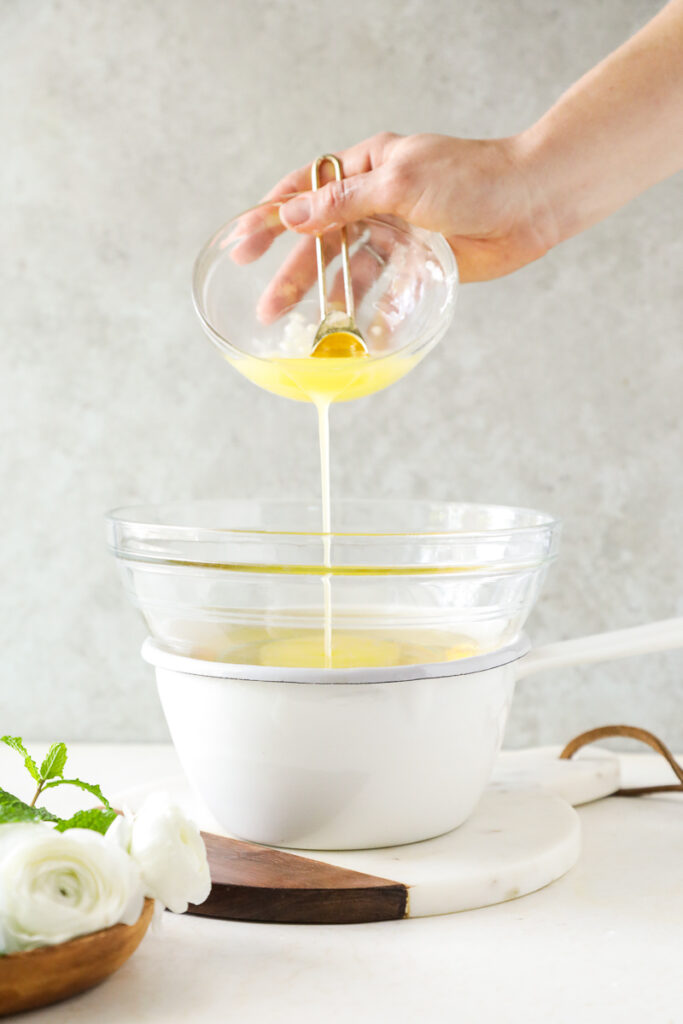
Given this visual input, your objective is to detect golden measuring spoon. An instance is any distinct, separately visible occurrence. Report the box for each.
[310,154,369,359]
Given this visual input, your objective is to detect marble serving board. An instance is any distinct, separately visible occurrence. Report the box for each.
[115,747,619,923]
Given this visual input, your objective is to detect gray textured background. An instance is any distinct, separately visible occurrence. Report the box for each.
[1,0,681,746]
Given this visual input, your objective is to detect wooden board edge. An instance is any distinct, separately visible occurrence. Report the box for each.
[187,881,408,925]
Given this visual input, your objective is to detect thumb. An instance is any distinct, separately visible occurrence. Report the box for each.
[279,170,384,232]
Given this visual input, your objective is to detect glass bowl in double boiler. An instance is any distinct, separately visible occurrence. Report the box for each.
[106,499,561,669]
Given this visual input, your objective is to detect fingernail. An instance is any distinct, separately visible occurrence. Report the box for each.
[280,197,311,227]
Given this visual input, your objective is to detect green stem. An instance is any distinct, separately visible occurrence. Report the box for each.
[29,781,45,808]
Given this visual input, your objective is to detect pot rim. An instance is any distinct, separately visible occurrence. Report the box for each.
[141,634,530,685]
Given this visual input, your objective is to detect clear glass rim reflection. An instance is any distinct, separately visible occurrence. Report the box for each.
[107,498,560,541]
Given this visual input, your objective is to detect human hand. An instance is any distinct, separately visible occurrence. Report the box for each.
[269,132,556,283]
[233,0,683,325]
[230,132,557,323]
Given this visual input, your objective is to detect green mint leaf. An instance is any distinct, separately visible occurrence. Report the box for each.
[1,736,40,783]
[39,742,68,781]
[0,787,58,824]
[55,808,117,835]
[42,778,112,810]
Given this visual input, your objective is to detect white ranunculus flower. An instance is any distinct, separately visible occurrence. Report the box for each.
[0,823,145,954]
[129,793,211,914]
[105,810,133,853]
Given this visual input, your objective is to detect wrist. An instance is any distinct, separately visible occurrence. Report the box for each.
[506,128,565,252]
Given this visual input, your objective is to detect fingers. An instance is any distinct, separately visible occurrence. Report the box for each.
[227,164,316,267]
[230,134,400,265]
[255,235,321,324]
[230,145,374,264]
[262,132,394,204]
[228,205,284,265]
[256,221,390,326]
[327,225,393,313]
[255,218,411,362]
[279,168,391,233]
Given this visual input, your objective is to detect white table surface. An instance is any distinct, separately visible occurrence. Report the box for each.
[2,743,682,1024]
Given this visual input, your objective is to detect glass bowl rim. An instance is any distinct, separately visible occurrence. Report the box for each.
[106,498,561,542]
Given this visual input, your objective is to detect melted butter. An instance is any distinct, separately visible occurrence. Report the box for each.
[188,626,480,669]
[231,350,419,403]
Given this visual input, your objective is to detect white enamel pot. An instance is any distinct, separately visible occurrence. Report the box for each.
[143,618,683,850]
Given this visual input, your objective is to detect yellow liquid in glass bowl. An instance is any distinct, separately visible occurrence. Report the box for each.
[230,350,419,403]
[185,625,479,669]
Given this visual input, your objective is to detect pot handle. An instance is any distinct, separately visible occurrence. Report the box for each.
[515,617,683,680]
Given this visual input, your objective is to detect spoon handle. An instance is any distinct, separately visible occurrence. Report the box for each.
[311,154,355,322]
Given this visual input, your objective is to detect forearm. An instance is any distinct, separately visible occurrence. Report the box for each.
[518,0,683,245]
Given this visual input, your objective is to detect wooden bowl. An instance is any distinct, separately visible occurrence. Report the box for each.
[0,897,155,1016]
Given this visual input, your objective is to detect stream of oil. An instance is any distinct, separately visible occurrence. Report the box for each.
[230,337,422,667]
[316,397,333,667]
[215,334,485,669]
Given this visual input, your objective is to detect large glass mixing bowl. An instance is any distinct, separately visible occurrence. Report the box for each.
[192,201,458,402]
[106,500,560,668]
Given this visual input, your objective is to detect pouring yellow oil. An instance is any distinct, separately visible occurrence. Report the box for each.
[224,328,423,668]
[218,328,476,669]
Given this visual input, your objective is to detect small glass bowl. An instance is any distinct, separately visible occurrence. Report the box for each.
[192,199,458,400]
